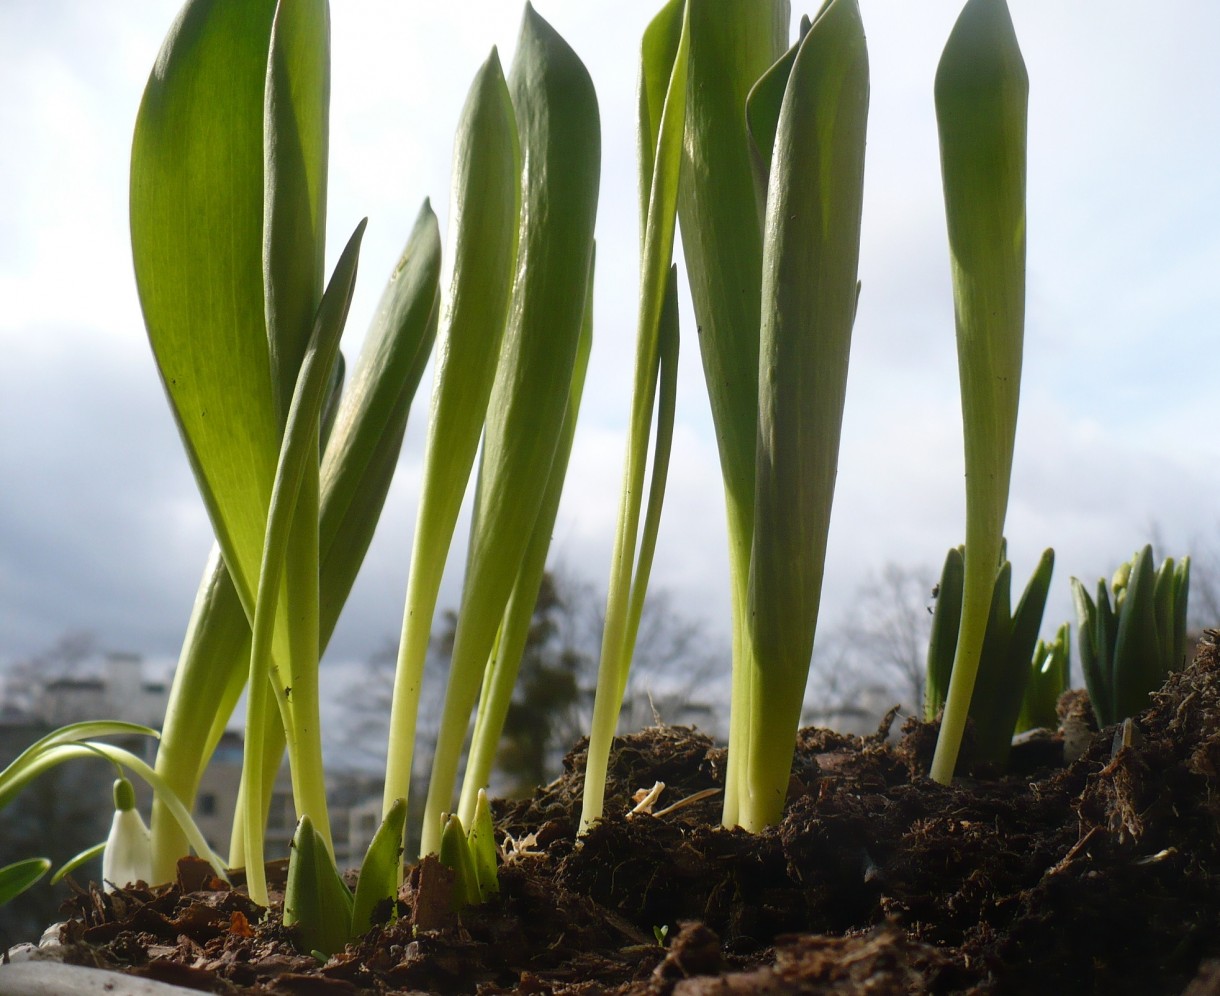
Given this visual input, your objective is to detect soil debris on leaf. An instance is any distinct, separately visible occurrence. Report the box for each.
[31,633,1220,994]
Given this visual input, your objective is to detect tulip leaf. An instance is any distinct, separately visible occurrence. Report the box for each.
[418,3,600,857]
[382,48,521,821]
[929,0,1028,784]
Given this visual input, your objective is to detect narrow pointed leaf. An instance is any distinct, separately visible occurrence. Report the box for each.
[51,843,106,885]
[929,0,1028,783]
[581,0,687,839]
[243,220,366,905]
[741,0,869,830]
[463,278,593,824]
[263,0,330,423]
[383,51,521,818]
[131,0,280,613]
[468,789,499,901]
[419,4,599,856]
[1112,545,1160,721]
[0,858,51,906]
[438,815,479,909]
[925,546,965,719]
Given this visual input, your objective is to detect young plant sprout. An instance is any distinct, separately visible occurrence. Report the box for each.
[925,544,1054,767]
[1072,545,1190,728]
[437,792,501,911]
[1016,622,1070,734]
[928,0,1029,785]
[281,798,406,959]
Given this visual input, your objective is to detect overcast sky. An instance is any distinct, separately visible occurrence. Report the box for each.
[2,2,1218,702]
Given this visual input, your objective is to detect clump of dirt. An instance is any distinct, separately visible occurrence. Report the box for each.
[32,633,1220,993]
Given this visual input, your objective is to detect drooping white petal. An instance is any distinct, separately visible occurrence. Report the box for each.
[102,778,152,892]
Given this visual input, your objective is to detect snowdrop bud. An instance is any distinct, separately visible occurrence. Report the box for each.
[102,777,152,892]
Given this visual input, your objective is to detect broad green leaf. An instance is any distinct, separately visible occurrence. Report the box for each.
[418,4,599,857]
[260,1,331,833]
[678,0,787,827]
[0,858,51,906]
[740,0,868,831]
[929,0,1028,784]
[131,0,280,613]
[383,50,521,817]
[351,797,407,936]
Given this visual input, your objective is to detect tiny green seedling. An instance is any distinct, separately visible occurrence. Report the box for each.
[437,790,500,910]
[281,798,408,958]
[1016,622,1071,733]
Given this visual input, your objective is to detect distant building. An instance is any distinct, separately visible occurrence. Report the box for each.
[35,652,168,734]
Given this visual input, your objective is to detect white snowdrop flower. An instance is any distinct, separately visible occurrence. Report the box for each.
[102,777,152,892]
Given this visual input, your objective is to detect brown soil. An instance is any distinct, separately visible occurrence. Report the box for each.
[31,633,1220,994]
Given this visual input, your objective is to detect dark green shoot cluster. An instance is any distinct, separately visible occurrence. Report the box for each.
[1072,545,1190,728]
[926,544,1054,766]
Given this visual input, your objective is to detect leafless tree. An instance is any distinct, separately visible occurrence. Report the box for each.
[810,561,941,722]
[334,569,728,796]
